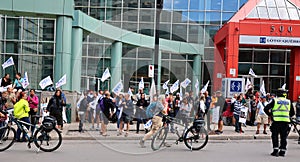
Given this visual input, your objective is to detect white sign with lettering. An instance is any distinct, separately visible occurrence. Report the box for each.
[240,35,300,46]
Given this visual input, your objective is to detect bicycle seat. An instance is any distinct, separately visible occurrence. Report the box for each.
[32,115,40,118]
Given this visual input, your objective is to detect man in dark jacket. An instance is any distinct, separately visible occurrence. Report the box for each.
[101,91,115,136]
[264,89,295,157]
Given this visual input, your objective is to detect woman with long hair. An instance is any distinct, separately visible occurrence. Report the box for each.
[46,89,66,130]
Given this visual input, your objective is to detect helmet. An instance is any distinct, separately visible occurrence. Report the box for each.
[276,88,287,98]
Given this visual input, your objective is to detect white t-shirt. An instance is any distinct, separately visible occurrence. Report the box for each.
[257,101,268,115]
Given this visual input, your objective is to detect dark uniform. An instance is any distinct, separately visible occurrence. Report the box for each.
[264,89,295,157]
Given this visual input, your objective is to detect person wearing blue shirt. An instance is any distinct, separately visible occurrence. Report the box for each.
[13,73,25,91]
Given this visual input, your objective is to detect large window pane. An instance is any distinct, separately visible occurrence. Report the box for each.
[161,11,172,22]
[173,11,188,23]
[270,51,285,63]
[90,0,105,7]
[223,0,238,11]
[190,0,205,10]
[173,0,188,10]
[140,9,155,22]
[252,64,268,75]
[39,20,55,41]
[222,12,235,23]
[6,41,20,53]
[38,43,54,55]
[189,12,205,24]
[159,23,171,39]
[124,0,138,8]
[107,0,122,7]
[163,0,172,10]
[107,8,121,21]
[270,65,285,75]
[23,19,38,41]
[140,0,155,8]
[205,12,221,25]
[189,25,204,44]
[139,23,154,36]
[172,24,187,41]
[206,0,221,10]
[6,18,20,40]
[138,48,152,58]
[254,50,269,62]
[238,64,252,75]
[239,50,252,62]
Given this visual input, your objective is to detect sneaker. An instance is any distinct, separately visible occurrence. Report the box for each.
[263,131,267,135]
[124,132,128,137]
[240,130,244,133]
[95,127,100,131]
[256,130,259,134]
[271,150,279,157]
[139,139,146,148]
[117,132,122,136]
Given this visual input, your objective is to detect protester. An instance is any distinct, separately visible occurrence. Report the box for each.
[101,91,115,136]
[166,93,175,133]
[89,92,98,130]
[294,96,300,132]
[14,92,30,142]
[5,87,16,110]
[255,96,268,134]
[46,89,66,130]
[120,93,133,137]
[215,91,227,134]
[95,90,104,131]
[196,95,206,119]
[13,73,24,91]
[78,93,88,133]
[1,74,12,87]
[139,95,167,148]
[27,89,39,134]
[233,95,244,133]
[209,92,218,123]
[115,93,125,134]
[173,93,181,117]
[204,91,212,116]
[179,97,192,127]
[249,95,257,126]
[136,93,149,134]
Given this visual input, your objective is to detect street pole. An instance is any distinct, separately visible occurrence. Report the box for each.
[154,0,163,95]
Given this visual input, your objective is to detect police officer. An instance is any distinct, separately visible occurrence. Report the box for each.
[264,88,295,157]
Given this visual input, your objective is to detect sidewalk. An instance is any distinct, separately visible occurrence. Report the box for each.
[61,122,300,141]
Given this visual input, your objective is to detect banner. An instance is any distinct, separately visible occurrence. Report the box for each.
[239,107,248,124]
[162,80,169,90]
[150,79,156,102]
[112,80,123,95]
[170,80,179,93]
[180,78,191,89]
[2,56,14,69]
[281,83,286,90]
[39,76,53,89]
[21,72,30,88]
[245,78,252,92]
[101,68,111,82]
[128,88,133,96]
[138,77,144,90]
[212,106,220,124]
[55,74,67,88]
[200,80,210,94]
[260,80,266,96]
[195,79,199,95]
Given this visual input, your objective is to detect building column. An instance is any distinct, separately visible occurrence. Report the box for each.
[193,54,201,96]
[213,43,225,91]
[111,41,122,90]
[71,27,83,92]
[55,16,72,90]
[290,47,300,101]
[225,34,239,78]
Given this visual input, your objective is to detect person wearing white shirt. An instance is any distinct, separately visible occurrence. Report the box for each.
[256,96,269,134]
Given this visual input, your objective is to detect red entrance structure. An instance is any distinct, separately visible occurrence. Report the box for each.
[213,0,300,101]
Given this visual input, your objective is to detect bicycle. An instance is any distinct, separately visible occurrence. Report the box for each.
[151,115,208,151]
[0,110,62,152]
[290,117,300,144]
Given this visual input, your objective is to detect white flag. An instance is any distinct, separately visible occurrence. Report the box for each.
[101,68,111,82]
[76,93,84,109]
[150,79,156,102]
[195,79,199,95]
[2,57,14,69]
[112,80,123,95]
[138,77,144,90]
[180,78,191,89]
[128,88,133,97]
[22,72,30,88]
[245,78,252,92]
[281,83,286,90]
[249,68,258,77]
[39,76,53,89]
[200,80,210,94]
[170,80,179,93]
[165,87,170,95]
[162,80,169,89]
[260,80,266,96]
[55,74,67,88]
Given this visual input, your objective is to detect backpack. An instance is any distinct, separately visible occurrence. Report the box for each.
[97,97,105,112]
[145,102,157,118]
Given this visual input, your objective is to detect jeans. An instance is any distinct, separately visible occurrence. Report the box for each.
[136,118,147,133]
[29,109,37,134]
[0,121,5,138]
[234,114,241,132]
[78,111,85,132]
[16,117,30,141]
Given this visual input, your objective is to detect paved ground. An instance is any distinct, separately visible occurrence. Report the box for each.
[1,140,300,162]
[62,122,300,141]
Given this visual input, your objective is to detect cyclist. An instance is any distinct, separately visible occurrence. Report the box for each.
[13,92,30,142]
[139,95,167,148]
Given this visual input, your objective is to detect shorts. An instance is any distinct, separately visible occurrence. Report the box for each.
[256,114,268,125]
[102,112,110,125]
[96,108,101,115]
[151,116,163,131]
[120,114,131,123]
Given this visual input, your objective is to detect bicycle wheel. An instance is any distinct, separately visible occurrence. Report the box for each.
[0,126,16,152]
[183,126,208,150]
[151,127,168,151]
[33,127,62,152]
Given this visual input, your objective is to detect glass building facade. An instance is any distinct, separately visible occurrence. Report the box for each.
[75,0,249,92]
[0,15,56,89]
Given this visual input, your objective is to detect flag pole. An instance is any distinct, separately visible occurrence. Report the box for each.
[13,64,17,74]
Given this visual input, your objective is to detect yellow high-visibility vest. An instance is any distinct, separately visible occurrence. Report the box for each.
[272,97,290,122]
